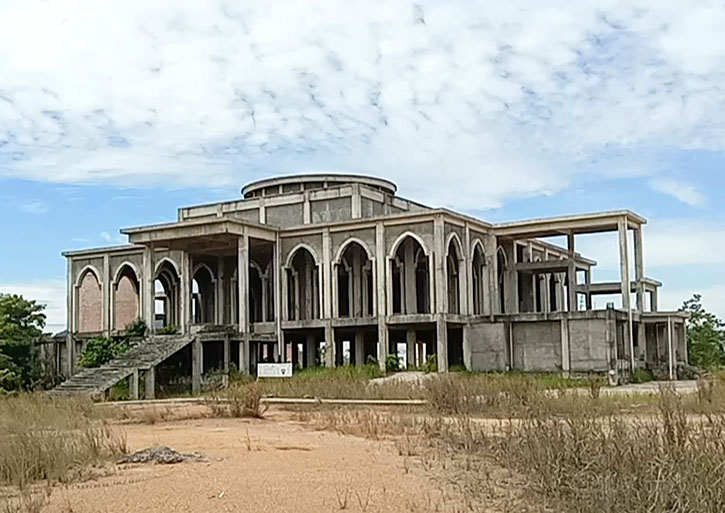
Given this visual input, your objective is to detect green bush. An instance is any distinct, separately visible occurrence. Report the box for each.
[124,319,147,337]
[422,354,437,373]
[385,354,401,372]
[631,368,654,384]
[78,336,129,368]
[157,324,179,335]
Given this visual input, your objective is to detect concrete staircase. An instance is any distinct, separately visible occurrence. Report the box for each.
[50,335,195,398]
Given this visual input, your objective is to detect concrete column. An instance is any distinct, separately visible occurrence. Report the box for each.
[303,192,311,224]
[355,330,365,366]
[434,215,448,372]
[462,324,472,371]
[560,318,570,376]
[66,258,75,376]
[142,246,155,331]
[192,339,202,393]
[567,233,577,312]
[375,223,389,372]
[306,333,317,367]
[274,234,282,355]
[129,369,139,400]
[637,321,646,363]
[584,269,592,310]
[618,217,634,373]
[504,242,518,314]
[223,334,230,373]
[238,232,249,333]
[403,239,416,314]
[352,249,362,317]
[145,367,156,400]
[180,251,191,335]
[216,257,225,325]
[322,229,335,366]
[259,198,266,224]
[351,183,362,219]
[463,224,472,316]
[102,254,110,336]
[667,316,674,380]
[406,329,416,369]
[634,227,645,312]
[239,338,248,374]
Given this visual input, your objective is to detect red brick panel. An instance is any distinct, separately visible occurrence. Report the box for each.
[78,271,102,333]
[114,274,139,330]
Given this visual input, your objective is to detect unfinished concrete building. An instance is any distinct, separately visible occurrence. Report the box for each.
[53,174,688,397]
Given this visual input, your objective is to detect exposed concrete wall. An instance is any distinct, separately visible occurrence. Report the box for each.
[384,221,434,255]
[568,318,609,372]
[311,197,351,223]
[512,321,561,371]
[230,209,260,223]
[469,321,508,371]
[331,228,376,259]
[281,235,324,265]
[267,203,304,227]
[113,274,139,330]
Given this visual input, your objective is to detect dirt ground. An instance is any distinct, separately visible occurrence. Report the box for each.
[35,407,464,513]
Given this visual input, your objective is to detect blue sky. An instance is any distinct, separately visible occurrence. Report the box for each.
[1,1,724,332]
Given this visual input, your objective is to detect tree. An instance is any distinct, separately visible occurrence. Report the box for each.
[680,294,725,369]
[0,293,46,390]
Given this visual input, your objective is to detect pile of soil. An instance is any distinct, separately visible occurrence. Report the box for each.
[118,445,204,465]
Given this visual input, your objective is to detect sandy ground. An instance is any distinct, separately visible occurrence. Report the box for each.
[36,408,460,513]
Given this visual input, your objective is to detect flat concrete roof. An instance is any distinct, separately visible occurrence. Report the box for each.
[242,173,397,197]
[495,210,647,238]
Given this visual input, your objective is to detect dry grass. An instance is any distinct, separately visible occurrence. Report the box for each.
[206,380,269,418]
[302,378,725,513]
[0,394,126,489]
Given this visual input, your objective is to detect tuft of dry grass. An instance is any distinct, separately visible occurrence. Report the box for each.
[207,381,269,418]
[0,394,126,488]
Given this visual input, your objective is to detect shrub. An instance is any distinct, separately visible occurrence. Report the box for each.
[157,324,179,335]
[78,336,129,368]
[207,380,268,418]
[631,368,654,384]
[124,319,147,338]
[385,354,401,372]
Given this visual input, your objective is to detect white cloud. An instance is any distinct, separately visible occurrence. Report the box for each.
[649,178,706,206]
[0,280,66,334]
[99,231,112,242]
[0,1,721,207]
[18,200,49,214]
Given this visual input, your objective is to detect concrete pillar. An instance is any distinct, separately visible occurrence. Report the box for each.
[223,334,230,373]
[566,233,577,312]
[463,224,472,316]
[306,333,317,367]
[355,330,365,366]
[462,324,472,371]
[102,254,110,336]
[180,251,191,335]
[351,249,362,317]
[239,338,248,374]
[618,217,634,373]
[504,242,518,314]
[145,367,156,400]
[142,246,156,331]
[634,227,645,312]
[651,289,659,312]
[560,318,570,376]
[238,232,249,333]
[66,257,75,376]
[584,269,592,310]
[434,215,448,372]
[129,369,139,400]
[192,339,202,393]
[324,324,335,367]
[303,192,311,224]
[403,239,417,314]
[667,316,674,380]
[216,256,225,325]
[406,329,416,369]
[375,223,388,372]
[351,183,362,219]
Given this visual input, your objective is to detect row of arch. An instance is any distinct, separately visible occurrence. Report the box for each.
[75,234,511,333]
[284,232,508,321]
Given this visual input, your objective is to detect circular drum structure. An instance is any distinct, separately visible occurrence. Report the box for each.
[241,173,397,199]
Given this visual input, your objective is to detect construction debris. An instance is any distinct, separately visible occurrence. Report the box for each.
[118,445,204,465]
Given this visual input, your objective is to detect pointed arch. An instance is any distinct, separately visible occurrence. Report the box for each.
[112,263,140,331]
[445,233,464,314]
[335,239,374,318]
[77,266,102,333]
[192,262,216,324]
[471,240,488,315]
[388,231,430,259]
[497,246,508,314]
[334,237,373,265]
[284,243,321,269]
[155,257,180,277]
[75,264,102,288]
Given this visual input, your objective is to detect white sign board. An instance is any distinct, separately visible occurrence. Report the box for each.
[257,363,293,378]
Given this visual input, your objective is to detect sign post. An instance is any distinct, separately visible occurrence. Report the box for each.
[257,363,293,378]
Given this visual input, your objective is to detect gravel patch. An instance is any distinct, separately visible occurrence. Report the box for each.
[118,445,205,465]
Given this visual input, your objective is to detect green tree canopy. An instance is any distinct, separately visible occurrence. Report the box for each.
[0,293,47,390]
[681,294,725,369]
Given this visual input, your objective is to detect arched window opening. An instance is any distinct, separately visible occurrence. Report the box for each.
[471,244,486,315]
[286,248,320,320]
[155,261,180,329]
[391,236,429,315]
[78,269,102,333]
[497,248,507,314]
[336,242,374,318]
[446,238,462,314]
[192,265,215,324]
[114,265,139,331]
